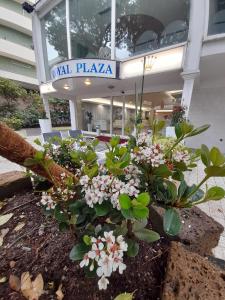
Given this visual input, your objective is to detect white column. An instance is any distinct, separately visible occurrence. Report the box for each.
[181,0,206,116]
[42,95,51,120]
[66,0,72,59]
[110,97,114,135]
[69,99,77,130]
[122,95,125,136]
[111,0,116,60]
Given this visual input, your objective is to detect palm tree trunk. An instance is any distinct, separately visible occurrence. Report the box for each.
[0,122,77,186]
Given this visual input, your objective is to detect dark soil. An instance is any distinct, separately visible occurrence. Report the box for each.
[0,192,169,300]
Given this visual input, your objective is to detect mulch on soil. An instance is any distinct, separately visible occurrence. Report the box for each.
[0,192,169,300]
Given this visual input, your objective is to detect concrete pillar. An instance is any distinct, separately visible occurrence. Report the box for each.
[110,97,114,135]
[181,0,206,116]
[122,95,126,136]
[42,95,51,123]
[69,99,77,130]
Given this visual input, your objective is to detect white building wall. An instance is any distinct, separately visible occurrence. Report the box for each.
[187,86,225,152]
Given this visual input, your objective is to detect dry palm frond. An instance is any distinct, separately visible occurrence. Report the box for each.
[0,122,77,185]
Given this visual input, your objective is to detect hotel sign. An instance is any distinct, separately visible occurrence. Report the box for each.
[51,59,118,81]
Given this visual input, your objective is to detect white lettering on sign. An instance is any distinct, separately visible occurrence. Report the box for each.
[51,59,117,81]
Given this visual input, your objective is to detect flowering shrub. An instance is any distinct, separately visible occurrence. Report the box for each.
[29,120,225,290]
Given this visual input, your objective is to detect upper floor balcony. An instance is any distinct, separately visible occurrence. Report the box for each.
[0,6,32,36]
[0,38,35,65]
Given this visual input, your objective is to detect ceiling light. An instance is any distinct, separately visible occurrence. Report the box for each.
[84,79,91,86]
[64,84,70,90]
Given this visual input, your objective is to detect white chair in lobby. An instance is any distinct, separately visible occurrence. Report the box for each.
[42,131,62,145]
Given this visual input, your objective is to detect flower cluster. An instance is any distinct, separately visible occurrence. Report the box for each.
[136,132,151,146]
[124,164,142,181]
[132,144,165,167]
[80,231,128,290]
[173,150,190,164]
[80,175,139,210]
[40,192,56,210]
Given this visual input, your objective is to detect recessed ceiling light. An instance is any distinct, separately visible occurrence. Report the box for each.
[64,84,70,90]
[84,78,91,86]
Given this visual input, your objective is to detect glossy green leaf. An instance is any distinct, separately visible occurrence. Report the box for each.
[178,180,188,198]
[185,124,210,138]
[110,136,120,147]
[134,228,160,243]
[114,293,134,300]
[83,235,91,246]
[210,147,225,166]
[205,166,225,177]
[127,239,139,257]
[94,202,111,216]
[119,194,132,210]
[163,208,181,236]
[201,144,210,167]
[175,123,182,139]
[136,193,151,206]
[154,164,172,177]
[121,208,134,219]
[204,186,225,201]
[133,205,149,219]
[133,219,148,232]
[69,243,89,261]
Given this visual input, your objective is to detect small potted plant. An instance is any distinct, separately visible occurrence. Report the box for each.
[38,109,52,133]
[166,106,185,137]
[86,111,93,132]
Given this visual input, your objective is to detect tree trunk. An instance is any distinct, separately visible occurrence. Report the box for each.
[0,122,77,186]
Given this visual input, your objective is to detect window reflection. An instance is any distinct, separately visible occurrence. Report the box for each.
[69,0,111,59]
[116,0,189,60]
[208,0,225,35]
[41,0,67,79]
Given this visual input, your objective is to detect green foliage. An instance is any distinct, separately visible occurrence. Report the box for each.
[114,293,135,300]
[163,208,181,236]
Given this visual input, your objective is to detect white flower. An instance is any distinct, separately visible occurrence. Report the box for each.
[97,253,113,277]
[40,193,56,210]
[80,254,90,268]
[98,276,109,290]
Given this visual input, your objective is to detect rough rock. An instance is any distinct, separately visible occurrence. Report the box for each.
[162,242,225,300]
[150,206,223,256]
[0,171,32,199]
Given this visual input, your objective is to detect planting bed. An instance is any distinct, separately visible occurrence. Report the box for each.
[0,192,169,300]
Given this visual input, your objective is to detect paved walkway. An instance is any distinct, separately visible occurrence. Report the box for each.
[0,131,225,259]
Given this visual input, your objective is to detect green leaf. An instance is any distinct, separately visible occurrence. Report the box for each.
[69,201,84,214]
[134,228,160,243]
[121,208,134,219]
[136,193,151,206]
[83,165,98,178]
[201,144,211,167]
[185,124,210,138]
[119,194,132,210]
[178,180,188,199]
[34,151,44,161]
[133,205,149,219]
[154,164,172,178]
[110,136,120,147]
[54,206,68,223]
[86,150,97,162]
[59,222,69,232]
[114,222,128,236]
[83,235,91,245]
[94,202,111,216]
[163,208,181,236]
[119,147,127,156]
[205,166,225,177]
[114,293,134,300]
[34,138,42,146]
[69,243,89,261]
[133,219,148,232]
[175,123,182,139]
[127,239,139,257]
[210,147,225,166]
[24,158,37,167]
[204,186,225,201]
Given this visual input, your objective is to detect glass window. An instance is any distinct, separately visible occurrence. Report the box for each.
[69,0,111,59]
[41,0,68,79]
[208,0,225,35]
[116,0,190,60]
